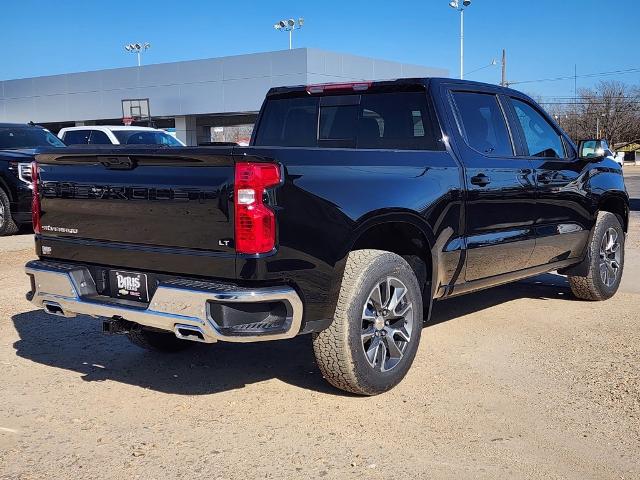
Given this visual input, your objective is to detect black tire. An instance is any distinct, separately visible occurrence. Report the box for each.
[0,189,19,237]
[127,328,194,353]
[568,212,625,301]
[312,249,423,395]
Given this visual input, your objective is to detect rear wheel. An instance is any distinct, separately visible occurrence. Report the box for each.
[312,249,423,395]
[568,212,625,301]
[0,189,19,236]
[127,328,194,353]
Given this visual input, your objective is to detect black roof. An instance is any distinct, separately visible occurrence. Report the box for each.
[266,77,524,98]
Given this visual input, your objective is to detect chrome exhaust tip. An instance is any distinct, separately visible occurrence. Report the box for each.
[42,301,75,318]
[174,324,208,343]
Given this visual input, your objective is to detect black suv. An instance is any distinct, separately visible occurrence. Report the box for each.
[0,123,66,235]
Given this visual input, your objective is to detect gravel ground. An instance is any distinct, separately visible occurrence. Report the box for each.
[1,169,639,480]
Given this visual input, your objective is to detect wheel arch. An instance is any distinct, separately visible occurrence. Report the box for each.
[598,192,629,232]
[345,211,437,314]
[560,206,627,278]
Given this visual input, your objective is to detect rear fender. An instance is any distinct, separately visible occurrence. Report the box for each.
[342,210,440,317]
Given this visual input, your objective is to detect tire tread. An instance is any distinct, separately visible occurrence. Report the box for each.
[0,189,19,236]
[312,249,421,395]
[568,211,623,301]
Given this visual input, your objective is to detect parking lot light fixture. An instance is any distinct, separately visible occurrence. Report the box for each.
[124,42,151,67]
[273,17,304,50]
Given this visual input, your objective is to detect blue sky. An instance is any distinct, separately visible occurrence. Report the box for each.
[1,0,639,100]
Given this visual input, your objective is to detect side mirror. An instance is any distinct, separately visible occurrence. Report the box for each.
[578,139,607,160]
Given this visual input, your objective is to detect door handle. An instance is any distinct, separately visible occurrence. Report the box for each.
[470,173,491,187]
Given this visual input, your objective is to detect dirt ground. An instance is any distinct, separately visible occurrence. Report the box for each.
[1,169,639,480]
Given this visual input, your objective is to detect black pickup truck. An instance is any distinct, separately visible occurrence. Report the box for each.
[0,123,66,235]
[25,78,628,395]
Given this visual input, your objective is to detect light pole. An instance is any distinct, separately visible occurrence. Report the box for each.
[449,0,471,79]
[124,42,151,67]
[273,18,304,50]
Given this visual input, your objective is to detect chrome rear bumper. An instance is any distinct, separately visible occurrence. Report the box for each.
[25,260,303,343]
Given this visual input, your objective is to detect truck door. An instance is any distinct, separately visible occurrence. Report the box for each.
[503,96,592,266]
[447,89,536,281]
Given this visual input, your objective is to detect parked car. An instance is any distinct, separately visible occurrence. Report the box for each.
[58,126,185,146]
[0,123,66,235]
[25,78,628,395]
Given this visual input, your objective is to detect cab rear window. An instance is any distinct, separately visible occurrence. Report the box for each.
[253,92,443,151]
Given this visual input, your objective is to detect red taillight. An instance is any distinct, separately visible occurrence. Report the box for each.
[31,161,41,234]
[234,162,281,254]
[306,81,372,94]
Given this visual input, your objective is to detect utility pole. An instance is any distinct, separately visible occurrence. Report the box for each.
[573,64,578,141]
[500,49,507,87]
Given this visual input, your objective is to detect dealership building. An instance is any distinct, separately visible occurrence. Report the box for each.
[0,48,447,145]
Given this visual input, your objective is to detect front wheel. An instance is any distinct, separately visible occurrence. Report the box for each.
[568,212,625,301]
[312,250,423,395]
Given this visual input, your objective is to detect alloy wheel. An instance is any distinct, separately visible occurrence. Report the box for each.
[361,276,414,372]
[599,227,622,287]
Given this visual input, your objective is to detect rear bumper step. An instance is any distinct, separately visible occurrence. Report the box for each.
[25,260,303,343]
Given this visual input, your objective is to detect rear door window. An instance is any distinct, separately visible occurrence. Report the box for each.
[62,130,91,145]
[88,130,112,145]
[254,91,442,150]
[452,92,513,156]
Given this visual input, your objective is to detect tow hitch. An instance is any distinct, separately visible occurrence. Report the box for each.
[102,317,135,335]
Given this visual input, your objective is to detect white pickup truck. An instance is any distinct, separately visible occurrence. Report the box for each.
[58,126,185,147]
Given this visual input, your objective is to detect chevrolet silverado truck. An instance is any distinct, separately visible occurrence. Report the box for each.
[25,78,628,395]
[0,123,66,235]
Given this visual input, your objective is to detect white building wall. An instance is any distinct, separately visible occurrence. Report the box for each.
[0,49,448,124]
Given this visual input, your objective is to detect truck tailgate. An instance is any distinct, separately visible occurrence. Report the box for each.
[35,147,237,277]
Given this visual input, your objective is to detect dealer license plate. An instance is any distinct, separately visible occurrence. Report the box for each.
[109,270,149,303]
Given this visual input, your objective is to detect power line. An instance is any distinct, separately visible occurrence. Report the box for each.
[508,67,640,85]
[539,99,640,103]
[539,101,640,105]
[539,95,640,100]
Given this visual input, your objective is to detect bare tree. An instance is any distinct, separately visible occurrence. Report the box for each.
[578,81,640,145]
[532,80,640,145]
[544,80,640,146]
